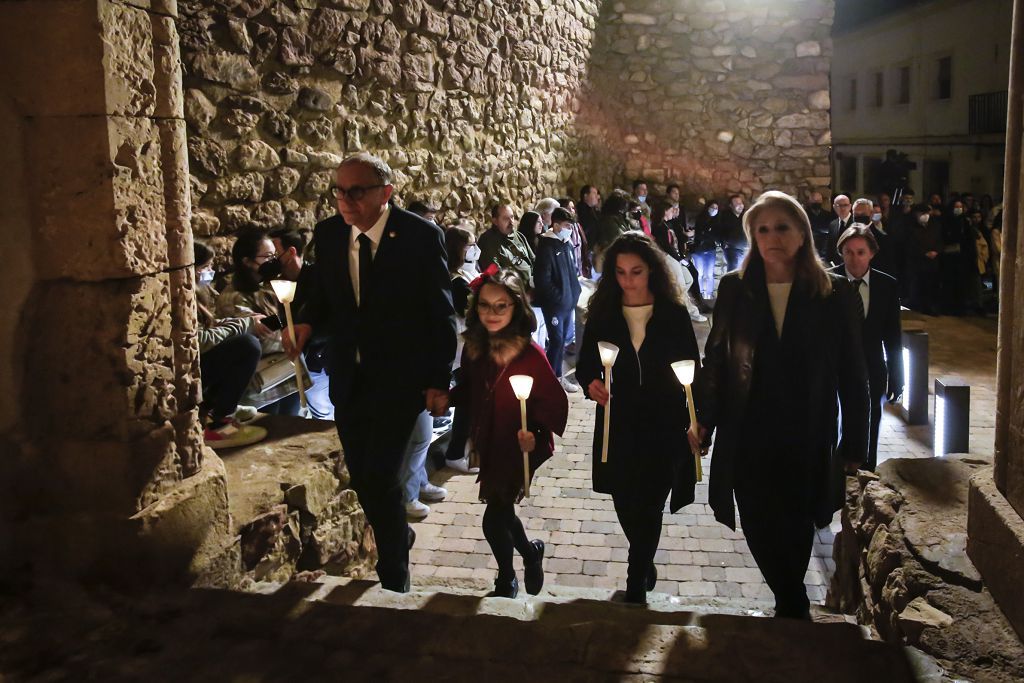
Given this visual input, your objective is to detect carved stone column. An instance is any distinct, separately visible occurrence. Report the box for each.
[0,0,233,586]
[967,0,1024,641]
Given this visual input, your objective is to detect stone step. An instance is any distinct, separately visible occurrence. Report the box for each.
[193,579,916,682]
[253,574,858,628]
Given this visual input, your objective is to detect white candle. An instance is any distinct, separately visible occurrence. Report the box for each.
[270,279,306,411]
[509,375,534,498]
[597,342,620,463]
[671,360,703,482]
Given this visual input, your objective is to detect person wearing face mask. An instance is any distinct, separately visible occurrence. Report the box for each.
[866,200,898,280]
[193,240,267,449]
[850,198,894,278]
[534,207,584,392]
[632,180,650,220]
[805,191,834,259]
[714,194,748,272]
[442,225,483,474]
[939,200,973,315]
[905,204,942,314]
[692,200,721,301]
[217,226,304,415]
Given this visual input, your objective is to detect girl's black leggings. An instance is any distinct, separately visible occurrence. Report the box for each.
[482,501,534,578]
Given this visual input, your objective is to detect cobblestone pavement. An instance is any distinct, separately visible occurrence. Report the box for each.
[410,314,997,606]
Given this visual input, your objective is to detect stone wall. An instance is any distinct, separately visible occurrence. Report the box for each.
[179,0,615,243]
[582,0,833,200]
[0,0,232,587]
[829,458,1024,682]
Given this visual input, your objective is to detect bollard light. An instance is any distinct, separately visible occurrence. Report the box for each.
[900,330,929,426]
[934,379,970,457]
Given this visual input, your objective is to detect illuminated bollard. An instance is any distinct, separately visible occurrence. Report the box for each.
[934,379,970,457]
[900,330,929,426]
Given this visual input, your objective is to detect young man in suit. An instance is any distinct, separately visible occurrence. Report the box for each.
[288,152,457,592]
[832,225,904,471]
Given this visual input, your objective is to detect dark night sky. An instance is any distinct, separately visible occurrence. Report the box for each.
[834,0,928,34]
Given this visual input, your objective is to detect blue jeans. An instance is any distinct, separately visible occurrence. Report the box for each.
[305,369,334,420]
[724,244,747,272]
[692,249,717,299]
[400,410,433,504]
[544,306,574,378]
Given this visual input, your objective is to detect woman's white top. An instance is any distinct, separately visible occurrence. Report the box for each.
[767,282,792,338]
[622,304,654,351]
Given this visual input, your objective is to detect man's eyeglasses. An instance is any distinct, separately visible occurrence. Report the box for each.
[330,184,386,201]
[476,301,514,315]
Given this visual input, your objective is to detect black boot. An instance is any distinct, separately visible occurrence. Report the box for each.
[524,540,545,595]
[624,578,647,605]
[646,563,657,592]
[494,574,519,599]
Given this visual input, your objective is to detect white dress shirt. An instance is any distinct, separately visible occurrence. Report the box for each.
[349,204,391,306]
[848,269,870,318]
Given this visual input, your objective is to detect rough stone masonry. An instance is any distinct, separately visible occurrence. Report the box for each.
[181,0,833,254]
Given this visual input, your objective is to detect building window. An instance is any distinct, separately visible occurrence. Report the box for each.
[873,72,884,107]
[897,66,911,104]
[937,56,952,100]
[849,77,858,111]
[863,157,884,193]
[839,155,858,192]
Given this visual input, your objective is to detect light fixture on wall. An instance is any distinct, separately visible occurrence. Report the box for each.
[901,330,929,426]
[934,379,970,458]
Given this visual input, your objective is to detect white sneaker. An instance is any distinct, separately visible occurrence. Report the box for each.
[231,405,259,422]
[405,500,430,519]
[446,454,479,474]
[559,377,581,393]
[420,482,448,502]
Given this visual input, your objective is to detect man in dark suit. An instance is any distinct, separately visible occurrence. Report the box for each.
[289,152,457,592]
[832,225,904,471]
[823,194,854,266]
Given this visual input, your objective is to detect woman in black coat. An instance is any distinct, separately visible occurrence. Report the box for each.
[576,232,701,604]
[689,190,869,620]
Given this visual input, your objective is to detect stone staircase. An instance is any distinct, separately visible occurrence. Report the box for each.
[0,575,936,681]
[225,575,919,682]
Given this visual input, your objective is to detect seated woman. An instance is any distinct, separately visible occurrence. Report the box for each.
[194,240,266,449]
[217,227,303,415]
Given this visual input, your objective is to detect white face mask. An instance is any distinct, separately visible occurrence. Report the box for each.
[465,244,481,262]
[918,214,930,225]
[637,195,647,204]
[198,270,215,286]
[953,207,964,216]
[708,208,719,217]
[871,213,882,223]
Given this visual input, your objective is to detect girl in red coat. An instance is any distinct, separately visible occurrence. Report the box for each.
[451,268,569,598]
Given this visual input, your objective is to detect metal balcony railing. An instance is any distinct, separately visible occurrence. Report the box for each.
[969,90,1008,135]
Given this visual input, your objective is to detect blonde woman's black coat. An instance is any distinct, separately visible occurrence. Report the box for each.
[694,271,870,530]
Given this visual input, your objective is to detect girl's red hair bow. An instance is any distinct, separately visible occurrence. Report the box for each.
[468,263,499,292]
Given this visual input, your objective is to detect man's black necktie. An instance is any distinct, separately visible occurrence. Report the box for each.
[852,278,865,318]
[358,233,372,307]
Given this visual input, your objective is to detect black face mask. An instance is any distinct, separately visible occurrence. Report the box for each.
[809,202,822,211]
[258,258,283,281]
[853,214,871,224]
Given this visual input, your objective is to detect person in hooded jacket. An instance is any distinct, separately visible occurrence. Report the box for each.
[534,207,584,392]
[575,232,700,605]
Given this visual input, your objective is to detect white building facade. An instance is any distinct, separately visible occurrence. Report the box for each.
[831,0,1012,200]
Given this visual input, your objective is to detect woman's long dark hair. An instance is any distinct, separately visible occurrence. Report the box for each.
[587,232,683,323]
[445,225,473,275]
[230,227,270,294]
[463,269,536,359]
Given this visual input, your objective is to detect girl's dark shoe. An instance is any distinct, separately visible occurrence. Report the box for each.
[524,540,545,595]
[624,582,648,605]
[494,575,519,599]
